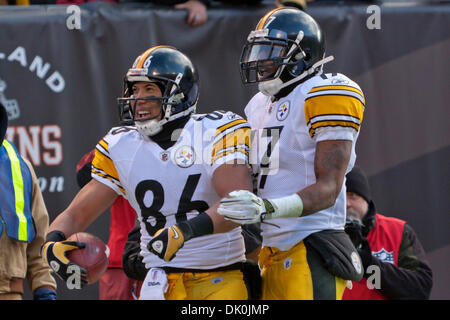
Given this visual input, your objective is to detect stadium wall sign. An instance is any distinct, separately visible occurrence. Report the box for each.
[0,46,65,93]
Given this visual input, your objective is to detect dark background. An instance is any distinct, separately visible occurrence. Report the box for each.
[0,1,448,300]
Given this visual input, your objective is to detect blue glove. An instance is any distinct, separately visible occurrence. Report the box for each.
[33,288,57,300]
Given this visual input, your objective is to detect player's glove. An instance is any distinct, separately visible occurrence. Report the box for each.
[148,213,214,262]
[217,190,304,225]
[148,225,185,262]
[218,190,272,224]
[41,231,88,288]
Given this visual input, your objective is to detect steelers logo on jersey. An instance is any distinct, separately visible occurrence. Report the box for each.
[276,101,290,121]
[351,251,362,275]
[175,145,195,168]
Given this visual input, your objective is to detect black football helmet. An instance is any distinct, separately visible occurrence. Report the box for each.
[240,7,333,96]
[118,46,199,136]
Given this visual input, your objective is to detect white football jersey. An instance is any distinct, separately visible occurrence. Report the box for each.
[92,111,250,269]
[246,73,365,251]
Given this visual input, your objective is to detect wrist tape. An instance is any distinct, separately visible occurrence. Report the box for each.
[176,212,214,241]
[266,193,304,219]
[45,230,66,243]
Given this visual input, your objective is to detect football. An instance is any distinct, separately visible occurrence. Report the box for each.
[67,232,109,284]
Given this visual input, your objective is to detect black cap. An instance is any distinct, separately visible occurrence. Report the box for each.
[0,102,7,144]
[279,0,307,11]
[346,166,371,204]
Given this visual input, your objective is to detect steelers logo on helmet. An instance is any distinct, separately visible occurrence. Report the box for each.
[240,7,334,97]
[117,46,199,136]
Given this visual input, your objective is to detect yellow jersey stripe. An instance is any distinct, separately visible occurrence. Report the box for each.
[212,148,249,164]
[309,121,360,138]
[309,85,364,98]
[92,148,120,183]
[212,127,250,157]
[307,89,365,106]
[304,95,364,127]
[98,139,108,152]
[213,144,250,160]
[91,167,126,195]
[94,145,112,162]
[91,164,121,185]
[216,119,248,135]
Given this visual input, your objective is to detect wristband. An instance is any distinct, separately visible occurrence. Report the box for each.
[265,193,303,219]
[176,212,214,241]
[45,230,67,243]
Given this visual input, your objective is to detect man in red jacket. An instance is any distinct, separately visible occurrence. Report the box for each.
[343,167,433,300]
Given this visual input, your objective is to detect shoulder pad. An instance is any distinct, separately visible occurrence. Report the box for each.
[102,126,138,145]
[305,73,365,105]
[192,110,248,131]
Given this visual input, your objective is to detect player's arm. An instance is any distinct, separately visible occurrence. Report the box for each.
[219,78,364,223]
[297,139,352,216]
[218,140,352,223]
[148,116,252,261]
[42,179,117,287]
[207,162,253,233]
[48,179,117,236]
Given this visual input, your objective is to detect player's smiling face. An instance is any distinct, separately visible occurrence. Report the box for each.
[131,81,163,121]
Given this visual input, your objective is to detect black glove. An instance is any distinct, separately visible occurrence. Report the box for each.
[358,237,373,271]
[123,224,147,281]
[344,218,364,247]
[148,213,213,262]
[41,231,88,288]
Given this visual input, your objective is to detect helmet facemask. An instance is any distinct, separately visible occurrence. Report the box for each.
[240,17,334,97]
[240,28,305,85]
[118,71,193,136]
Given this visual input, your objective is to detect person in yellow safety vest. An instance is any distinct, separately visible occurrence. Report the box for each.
[0,101,57,300]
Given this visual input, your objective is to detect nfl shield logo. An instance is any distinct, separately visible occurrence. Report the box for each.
[372,248,394,264]
[160,151,169,162]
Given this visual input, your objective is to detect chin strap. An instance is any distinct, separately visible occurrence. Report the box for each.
[259,55,335,97]
[136,118,166,136]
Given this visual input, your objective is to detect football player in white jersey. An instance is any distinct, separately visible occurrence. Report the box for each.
[41,46,254,299]
[217,7,365,299]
